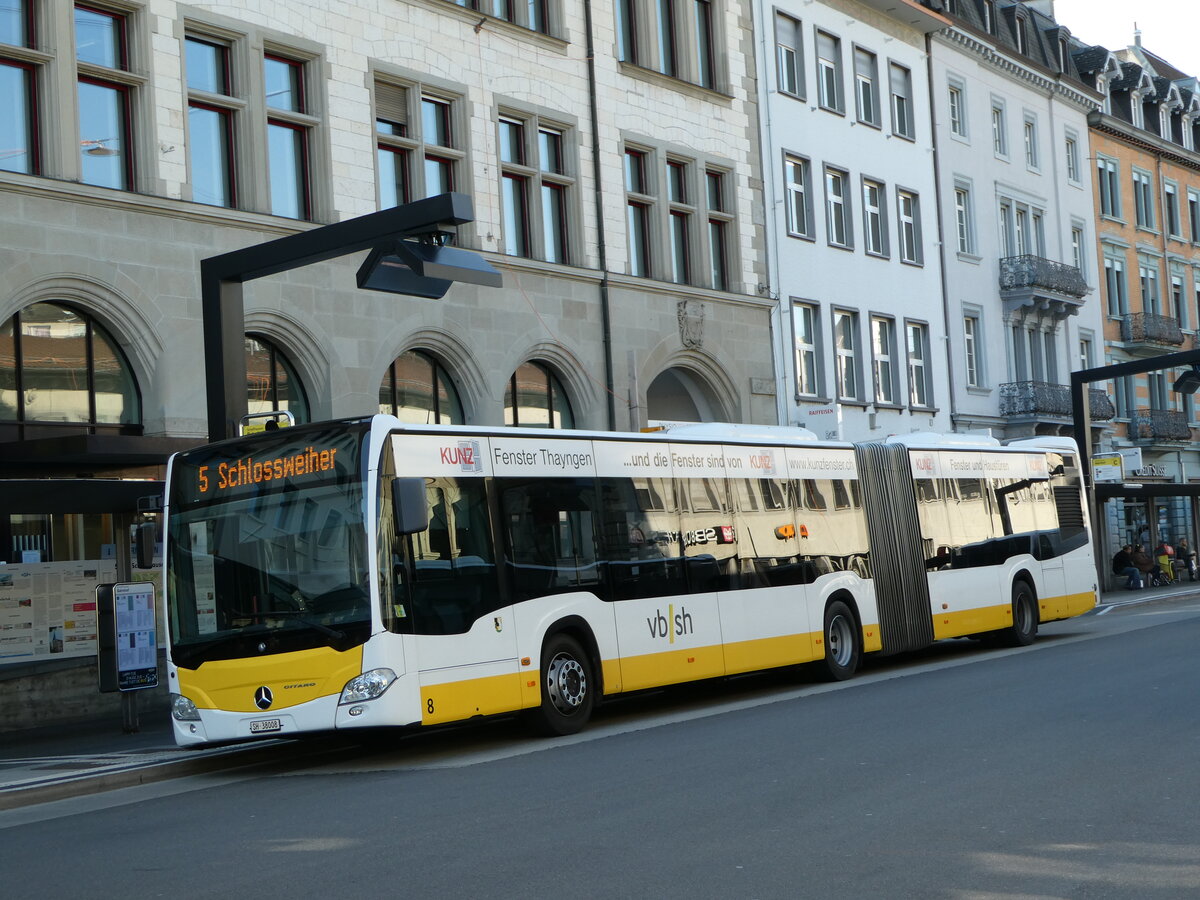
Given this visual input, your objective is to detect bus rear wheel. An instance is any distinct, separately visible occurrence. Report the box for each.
[817,599,861,681]
[528,633,594,737]
[1000,581,1038,647]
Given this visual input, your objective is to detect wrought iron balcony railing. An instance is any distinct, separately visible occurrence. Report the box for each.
[998,255,1089,299]
[1130,407,1191,442]
[999,381,1115,420]
[1120,312,1185,347]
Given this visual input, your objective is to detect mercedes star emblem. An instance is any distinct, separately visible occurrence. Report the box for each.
[254,686,273,710]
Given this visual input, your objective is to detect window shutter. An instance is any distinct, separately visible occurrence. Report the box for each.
[375,83,408,133]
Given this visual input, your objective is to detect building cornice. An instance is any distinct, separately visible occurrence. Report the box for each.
[934,27,1101,112]
[1089,112,1200,174]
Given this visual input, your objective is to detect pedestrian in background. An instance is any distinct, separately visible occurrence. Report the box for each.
[1112,544,1141,590]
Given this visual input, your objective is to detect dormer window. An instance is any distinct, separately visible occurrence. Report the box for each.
[1058,38,1069,72]
[1131,93,1143,128]
[982,1,995,34]
[1160,106,1171,139]
[1015,18,1027,55]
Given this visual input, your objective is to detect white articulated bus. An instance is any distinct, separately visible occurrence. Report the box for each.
[162,415,1097,745]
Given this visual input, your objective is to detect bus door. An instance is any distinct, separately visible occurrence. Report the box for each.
[721,446,813,673]
[388,434,520,725]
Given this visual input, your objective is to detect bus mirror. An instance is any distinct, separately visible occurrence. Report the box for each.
[135,522,156,569]
[392,478,429,535]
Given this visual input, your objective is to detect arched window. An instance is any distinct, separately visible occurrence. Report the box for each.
[0,302,139,427]
[378,349,464,425]
[504,361,574,428]
[245,334,309,423]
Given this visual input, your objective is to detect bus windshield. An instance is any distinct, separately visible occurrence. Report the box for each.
[166,423,370,668]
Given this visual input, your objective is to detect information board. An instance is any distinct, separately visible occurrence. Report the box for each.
[96,582,159,692]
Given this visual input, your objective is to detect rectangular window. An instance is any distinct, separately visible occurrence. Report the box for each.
[785,154,813,239]
[816,30,842,113]
[1164,181,1181,238]
[1170,275,1185,325]
[1140,264,1160,315]
[667,159,692,284]
[186,37,237,208]
[75,5,133,190]
[775,13,803,97]
[834,309,859,401]
[1023,116,1038,169]
[1065,134,1080,183]
[889,63,913,138]
[862,178,887,257]
[897,190,921,264]
[794,302,819,397]
[964,315,981,388]
[375,80,410,209]
[451,0,548,34]
[1097,156,1121,218]
[954,185,973,254]
[376,82,464,207]
[693,0,715,89]
[1104,255,1127,317]
[824,167,850,248]
[0,61,35,174]
[625,147,651,277]
[948,82,966,137]
[1189,190,1200,243]
[498,113,573,263]
[1133,169,1155,230]
[706,169,731,290]
[264,54,311,218]
[1079,335,1093,371]
[1071,226,1084,271]
[655,0,677,78]
[991,101,1007,157]
[853,47,879,126]
[871,316,895,404]
[907,322,930,407]
[616,0,637,62]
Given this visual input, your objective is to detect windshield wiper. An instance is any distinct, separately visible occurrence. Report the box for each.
[231,609,345,640]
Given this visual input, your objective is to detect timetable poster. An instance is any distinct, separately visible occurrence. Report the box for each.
[0,560,117,664]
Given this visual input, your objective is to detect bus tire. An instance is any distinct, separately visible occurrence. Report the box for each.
[528,633,594,737]
[818,599,861,681]
[1001,581,1038,647]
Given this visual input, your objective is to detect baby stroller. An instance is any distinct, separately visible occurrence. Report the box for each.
[1151,546,1174,586]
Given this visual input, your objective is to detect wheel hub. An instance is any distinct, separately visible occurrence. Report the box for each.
[546,653,587,714]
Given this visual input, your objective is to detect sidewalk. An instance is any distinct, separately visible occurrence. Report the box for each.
[2,581,1197,810]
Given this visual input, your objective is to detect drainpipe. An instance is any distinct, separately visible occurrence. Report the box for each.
[583,0,618,431]
[925,32,959,430]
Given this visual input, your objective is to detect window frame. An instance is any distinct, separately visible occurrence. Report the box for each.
[888,61,913,140]
[905,320,932,409]
[896,188,922,265]
[774,12,804,99]
[824,166,852,250]
[947,78,967,139]
[497,109,575,264]
[815,28,844,114]
[784,153,814,240]
[990,98,1008,159]
[833,308,860,402]
[861,176,888,258]
[792,300,821,399]
[853,45,879,127]
[1132,168,1156,231]
[870,314,897,405]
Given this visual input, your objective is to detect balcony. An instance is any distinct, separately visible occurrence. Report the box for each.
[999,381,1115,422]
[998,255,1089,320]
[1120,312,1186,354]
[1130,407,1191,443]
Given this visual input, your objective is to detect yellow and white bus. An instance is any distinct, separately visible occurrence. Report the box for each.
[163,415,1097,745]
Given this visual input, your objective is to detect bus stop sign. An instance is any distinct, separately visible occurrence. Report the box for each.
[97,582,159,692]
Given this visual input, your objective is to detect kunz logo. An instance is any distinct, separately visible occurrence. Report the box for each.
[254,686,273,710]
[440,440,483,473]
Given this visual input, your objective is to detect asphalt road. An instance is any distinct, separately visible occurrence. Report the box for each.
[3,597,1198,899]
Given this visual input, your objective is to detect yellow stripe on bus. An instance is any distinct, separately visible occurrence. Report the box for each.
[421,672,525,725]
[179,645,363,712]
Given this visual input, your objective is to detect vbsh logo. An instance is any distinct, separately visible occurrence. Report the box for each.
[646,604,694,644]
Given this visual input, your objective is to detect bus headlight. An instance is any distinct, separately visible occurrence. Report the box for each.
[171,693,201,721]
[339,668,397,705]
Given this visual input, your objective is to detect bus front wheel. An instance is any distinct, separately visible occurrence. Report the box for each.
[818,599,861,681]
[528,633,595,736]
